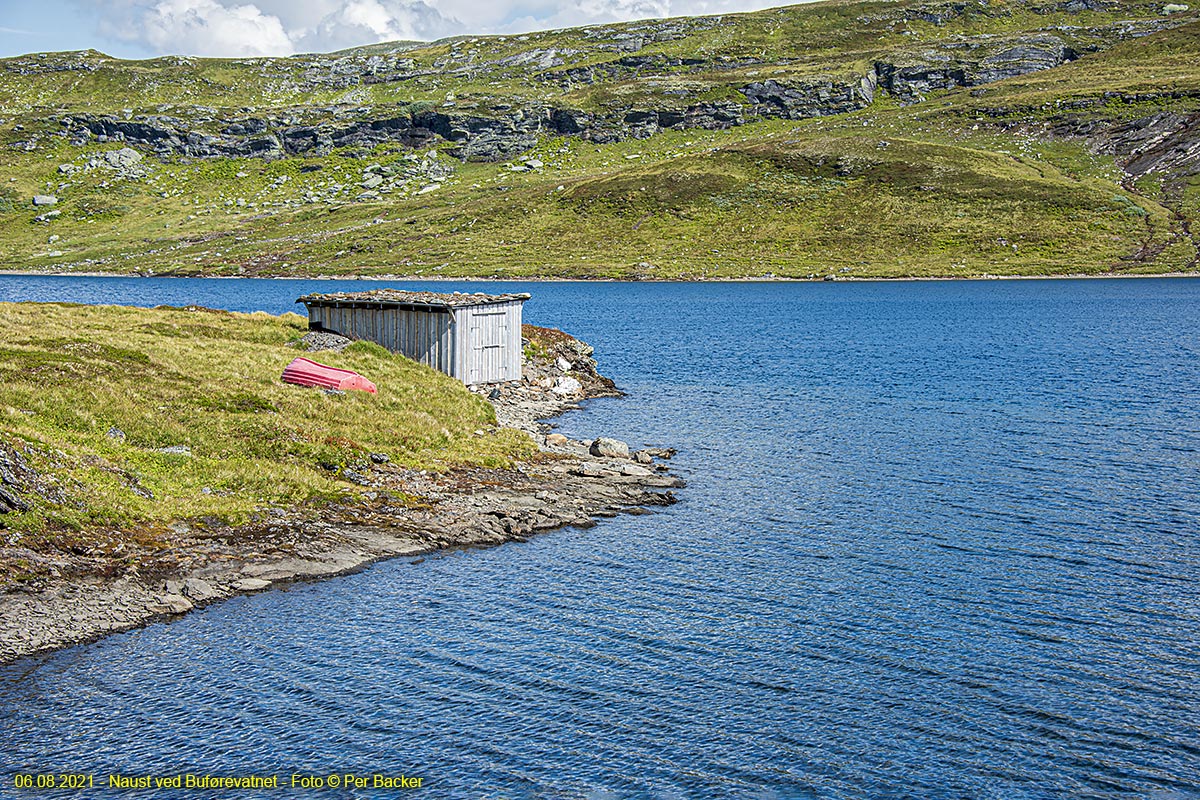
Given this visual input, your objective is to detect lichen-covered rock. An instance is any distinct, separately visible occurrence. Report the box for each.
[102,147,142,168]
[875,62,966,103]
[590,437,630,459]
[233,577,271,591]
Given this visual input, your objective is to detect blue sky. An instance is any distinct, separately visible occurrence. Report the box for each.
[0,0,798,60]
[1,1,139,58]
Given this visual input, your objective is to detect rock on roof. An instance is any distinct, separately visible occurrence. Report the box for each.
[297,289,531,309]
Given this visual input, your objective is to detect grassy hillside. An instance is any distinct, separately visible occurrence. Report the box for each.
[0,0,1184,113]
[0,0,1197,278]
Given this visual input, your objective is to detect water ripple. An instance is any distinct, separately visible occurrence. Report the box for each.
[1,277,1199,797]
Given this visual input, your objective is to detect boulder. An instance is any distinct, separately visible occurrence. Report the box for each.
[552,376,583,395]
[545,433,569,446]
[590,437,630,459]
[32,195,57,206]
[342,468,371,485]
[0,485,27,513]
[549,108,593,134]
[572,461,609,477]
[0,445,34,513]
[147,594,192,614]
[181,577,217,602]
[233,577,271,591]
[102,147,142,168]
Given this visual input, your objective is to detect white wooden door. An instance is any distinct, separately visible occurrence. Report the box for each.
[468,310,508,383]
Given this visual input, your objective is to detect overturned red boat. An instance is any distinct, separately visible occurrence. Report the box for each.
[281,357,377,394]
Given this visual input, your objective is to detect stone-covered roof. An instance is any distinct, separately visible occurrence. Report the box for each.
[297,289,531,309]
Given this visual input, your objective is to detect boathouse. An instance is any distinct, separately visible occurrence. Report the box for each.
[297,289,529,385]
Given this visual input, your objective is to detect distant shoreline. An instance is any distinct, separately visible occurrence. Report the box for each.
[2,269,1197,283]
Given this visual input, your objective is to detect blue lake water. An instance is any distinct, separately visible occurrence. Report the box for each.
[1,276,1199,798]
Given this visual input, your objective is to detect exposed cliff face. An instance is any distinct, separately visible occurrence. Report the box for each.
[80,107,685,162]
[741,73,877,119]
[873,34,1079,104]
[62,100,754,162]
[53,35,1087,164]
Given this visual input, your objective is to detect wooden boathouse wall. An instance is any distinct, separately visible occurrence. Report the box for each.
[298,292,527,385]
[452,301,525,385]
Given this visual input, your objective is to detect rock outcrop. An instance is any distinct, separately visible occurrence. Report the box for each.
[60,98,749,163]
[1058,110,1200,180]
[0,441,68,517]
[0,445,33,514]
[875,34,1077,104]
[741,74,877,119]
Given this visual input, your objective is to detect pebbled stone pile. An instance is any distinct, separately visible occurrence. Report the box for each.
[295,330,354,352]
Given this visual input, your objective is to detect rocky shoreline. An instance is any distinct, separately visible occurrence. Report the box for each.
[0,327,682,665]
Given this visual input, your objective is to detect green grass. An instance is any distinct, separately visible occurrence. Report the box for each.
[0,303,532,542]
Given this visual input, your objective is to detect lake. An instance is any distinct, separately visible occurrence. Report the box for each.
[1,276,1199,798]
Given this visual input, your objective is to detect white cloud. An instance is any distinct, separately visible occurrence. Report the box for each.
[136,0,294,56]
[294,0,460,52]
[72,0,808,57]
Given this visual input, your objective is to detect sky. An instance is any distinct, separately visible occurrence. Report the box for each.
[0,0,800,59]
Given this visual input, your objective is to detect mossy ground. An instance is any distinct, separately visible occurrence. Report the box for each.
[0,303,532,550]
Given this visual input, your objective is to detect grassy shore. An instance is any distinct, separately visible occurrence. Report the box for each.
[0,302,533,586]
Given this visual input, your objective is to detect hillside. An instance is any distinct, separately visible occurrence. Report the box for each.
[1,0,1198,279]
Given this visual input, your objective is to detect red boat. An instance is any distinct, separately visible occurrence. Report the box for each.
[281,357,377,394]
